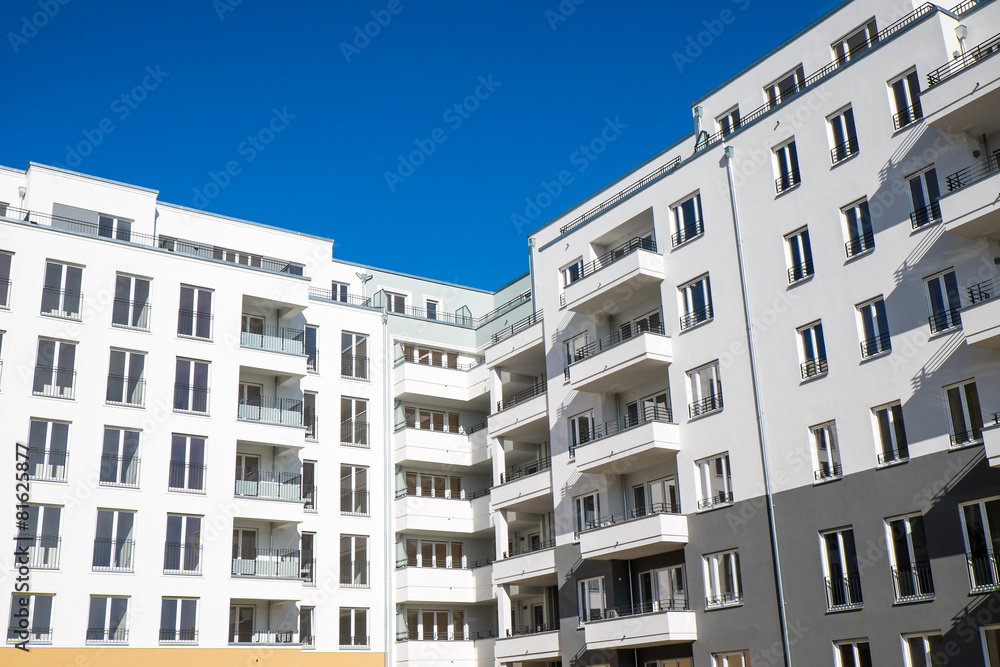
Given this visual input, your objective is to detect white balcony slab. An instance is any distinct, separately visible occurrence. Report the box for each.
[962,298,1000,349]
[583,609,697,651]
[234,419,307,449]
[397,637,495,666]
[486,319,544,371]
[579,512,688,560]
[941,170,1000,239]
[394,361,490,405]
[491,469,553,513]
[494,630,560,662]
[568,332,672,394]
[574,420,680,474]
[488,393,548,441]
[492,548,556,587]
[395,493,492,535]
[396,565,493,603]
[923,51,1000,135]
[564,249,664,316]
[984,422,1000,468]
[394,427,490,468]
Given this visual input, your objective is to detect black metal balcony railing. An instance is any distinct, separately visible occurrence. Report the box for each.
[167,461,206,493]
[234,467,305,501]
[967,551,1000,593]
[395,416,469,435]
[946,155,1000,192]
[705,592,743,608]
[237,395,303,426]
[830,136,860,164]
[177,309,214,340]
[389,302,473,327]
[845,231,875,258]
[927,31,1000,86]
[697,492,733,510]
[893,100,923,131]
[340,419,370,447]
[396,486,490,501]
[800,357,828,380]
[7,628,52,643]
[111,298,151,330]
[40,286,83,320]
[474,289,532,328]
[230,630,299,645]
[490,310,543,345]
[508,625,556,637]
[19,535,60,569]
[825,574,864,610]
[860,332,891,358]
[395,351,485,371]
[232,547,312,580]
[27,450,68,482]
[909,200,941,229]
[892,563,935,602]
[583,597,689,623]
[680,304,713,331]
[496,378,547,412]
[572,405,674,457]
[341,354,370,380]
[163,541,203,574]
[32,367,76,399]
[775,169,801,194]
[582,502,681,532]
[307,287,376,309]
[305,414,318,440]
[928,308,962,334]
[572,322,669,365]
[340,635,370,648]
[339,560,370,588]
[86,627,128,643]
[688,392,723,418]
[99,455,140,487]
[969,275,1000,304]
[468,420,489,434]
[814,462,843,481]
[877,448,909,466]
[398,630,483,641]
[173,384,210,414]
[787,260,814,284]
[159,629,198,643]
[950,425,983,447]
[671,220,704,248]
[341,489,370,516]
[92,538,135,572]
[240,324,305,356]
[106,375,145,407]
[305,347,318,372]
[566,237,657,286]
[500,457,552,484]
[397,555,494,569]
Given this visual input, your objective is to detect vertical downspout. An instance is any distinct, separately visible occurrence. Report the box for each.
[723,145,792,667]
[527,238,537,315]
[382,308,392,667]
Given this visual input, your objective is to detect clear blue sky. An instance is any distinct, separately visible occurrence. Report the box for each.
[2,0,842,290]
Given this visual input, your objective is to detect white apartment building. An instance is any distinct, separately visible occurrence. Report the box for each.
[4,0,1000,666]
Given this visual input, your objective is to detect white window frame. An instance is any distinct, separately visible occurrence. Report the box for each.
[385,291,407,314]
[26,418,69,483]
[820,527,863,611]
[341,332,369,380]
[889,68,922,129]
[703,549,743,608]
[832,18,877,63]
[925,268,962,334]
[773,139,801,192]
[305,325,318,372]
[98,213,132,240]
[687,361,722,418]
[424,298,439,320]
[577,576,606,622]
[569,410,594,452]
[173,358,210,414]
[341,465,369,515]
[695,453,733,510]
[93,509,135,572]
[980,624,1000,667]
[713,652,750,667]
[678,274,713,330]
[169,434,205,493]
[764,65,804,108]
[331,281,349,302]
[857,297,890,358]
[20,504,61,569]
[812,421,841,482]
[0,250,11,309]
[32,338,77,399]
[872,402,908,466]
[177,285,213,340]
[842,198,874,258]
[902,632,945,666]
[671,193,704,247]
[100,426,140,487]
[86,595,129,643]
[561,258,584,288]
[885,514,934,603]
[564,331,590,366]
[827,105,859,164]
[716,106,740,137]
[834,639,872,667]
[341,397,369,445]
[797,321,827,379]
[573,491,600,534]
[944,379,983,447]
[907,166,941,228]
[159,597,198,643]
[112,273,151,330]
[106,348,146,408]
[338,607,368,647]
[40,260,83,320]
[784,227,813,284]
[7,593,54,644]
[164,513,202,575]
[340,534,369,587]
[960,496,1000,593]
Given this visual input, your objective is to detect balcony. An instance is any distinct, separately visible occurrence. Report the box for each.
[967,551,1000,593]
[493,541,556,587]
[688,392,723,419]
[941,158,1000,239]
[240,325,309,374]
[825,574,863,611]
[573,409,679,475]
[582,600,696,651]
[237,396,304,427]
[489,381,548,441]
[486,311,544,371]
[923,31,1000,133]
[232,548,313,581]
[963,277,1000,348]
[985,419,1000,468]
[679,304,713,331]
[393,353,489,404]
[928,307,962,335]
[230,630,302,646]
[234,468,309,503]
[787,260,813,284]
[579,504,687,560]
[495,626,560,663]
[814,462,843,483]
[491,459,553,512]
[563,238,664,315]
[395,560,493,603]
[566,325,672,394]
[307,286,378,310]
[395,488,492,534]
[892,101,923,131]
[891,563,935,603]
[396,632,496,664]
[671,220,704,248]
[394,422,489,468]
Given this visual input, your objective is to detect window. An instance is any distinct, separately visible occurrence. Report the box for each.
[574,492,600,533]
[236,382,262,421]
[26,419,69,482]
[303,463,316,512]
[405,609,465,641]
[812,421,842,482]
[890,69,922,130]
[569,411,594,454]
[765,65,805,108]
[305,325,318,371]
[983,625,1000,666]
[32,338,76,399]
[704,550,743,607]
[300,607,315,647]
[228,605,255,643]
[886,515,934,602]
[688,362,722,417]
[106,349,145,408]
[163,514,202,575]
[578,576,606,622]
[212,246,261,267]
[843,199,874,258]
[403,406,460,433]
[404,471,462,499]
[774,140,801,193]
[403,538,464,568]
[961,498,1000,592]
[633,476,680,515]
[833,18,878,64]
[112,274,150,330]
[671,193,704,247]
[903,633,946,666]
[304,392,317,440]
[562,258,584,287]
[836,640,873,667]
[93,509,135,572]
[341,332,369,380]
[717,106,741,137]
[785,227,813,283]
[7,594,53,644]
[857,298,890,358]
[385,291,406,314]
[829,106,859,164]
[425,299,439,320]
[822,528,863,610]
[100,427,140,487]
[624,390,671,425]
[0,251,10,308]
[340,535,369,587]
[637,564,686,611]
[40,260,83,320]
[798,321,828,379]
[946,379,984,447]
[160,598,197,643]
[679,274,713,330]
[341,397,369,446]
[696,453,733,509]
[173,358,209,414]
[98,214,132,241]
[19,504,60,569]
[87,596,129,643]
[177,285,212,339]
[874,403,908,465]
[400,344,461,368]
[925,270,962,333]
[169,434,205,492]
[908,166,941,229]
[564,332,590,365]
[339,608,368,648]
[713,652,751,667]
[331,281,349,302]
[341,465,368,516]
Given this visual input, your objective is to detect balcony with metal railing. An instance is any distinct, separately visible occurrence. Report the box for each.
[492,458,553,513]
[688,392,723,419]
[27,449,68,482]
[941,156,1000,240]
[489,378,548,441]
[891,563,935,603]
[923,30,1000,131]
[32,366,76,400]
[341,489,370,517]
[566,323,672,394]
[92,538,134,572]
[825,574,864,611]
[40,286,82,320]
[159,629,198,644]
[229,630,301,646]
[395,486,492,535]
[861,332,891,358]
[486,310,545,373]
[397,630,496,663]
[7,627,52,644]
[231,547,313,581]
[86,628,128,644]
[910,200,941,230]
[396,557,493,603]
[234,467,308,503]
[893,101,923,131]
[573,405,679,474]
[99,455,140,487]
[493,539,556,587]
[928,308,962,335]
[814,462,843,482]
[163,541,203,575]
[830,136,859,165]
[845,231,875,259]
[237,395,304,427]
[20,535,60,569]
[562,237,664,315]
[106,375,145,408]
[775,169,801,194]
[240,324,306,356]
[307,286,377,310]
[582,597,696,651]
[876,447,909,467]
[787,260,813,284]
[393,350,489,404]
[985,413,1000,468]
[495,623,560,663]
[341,353,370,381]
[340,419,370,448]
[168,461,206,493]
[579,503,687,560]
[680,304,713,331]
[967,550,1000,592]
[963,276,1000,349]
[111,298,151,330]
[671,220,704,248]
[340,560,371,589]
[800,357,828,380]
[394,417,489,468]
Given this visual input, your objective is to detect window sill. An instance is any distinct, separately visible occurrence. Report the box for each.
[927,325,962,340]
[813,474,842,486]
[892,118,923,135]
[949,439,983,451]
[800,371,828,385]
[892,595,935,606]
[787,274,814,288]
[830,151,860,168]
[844,247,875,264]
[705,600,743,611]
[910,218,942,234]
[679,317,714,334]
[774,182,802,199]
[106,402,145,409]
[687,407,723,422]
[172,409,211,417]
[876,457,908,469]
[167,487,206,495]
[670,233,704,251]
[111,324,151,333]
[340,375,370,382]
[696,500,734,514]
[40,312,83,322]
[30,393,75,401]
[860,349,891,364]
[825,604,863,614]
[176,334,213,343]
